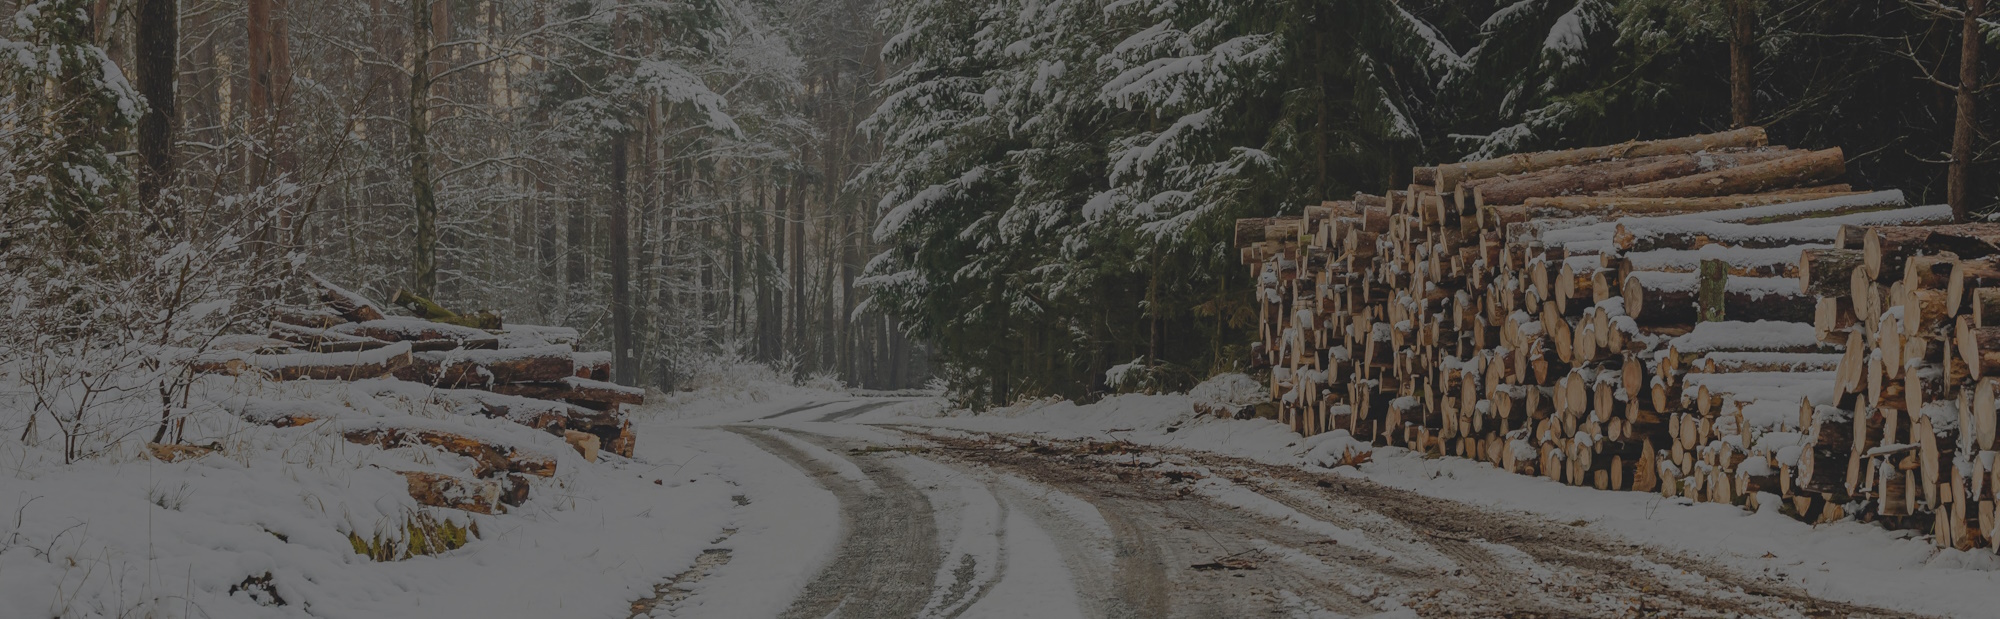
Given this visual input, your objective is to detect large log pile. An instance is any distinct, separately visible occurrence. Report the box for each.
[195,276,641,514]
[1237,128,2000,549]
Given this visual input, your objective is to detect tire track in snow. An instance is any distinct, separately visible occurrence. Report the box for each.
[727,427,942,618]
[811,400,907,423]
[758,400,838,420]
[901,429,1927,618]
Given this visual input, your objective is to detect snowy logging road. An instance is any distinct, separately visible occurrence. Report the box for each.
[636,399,1927,619]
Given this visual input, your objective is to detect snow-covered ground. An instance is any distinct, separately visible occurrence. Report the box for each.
[5,368,1994,618]
[839,389,2000,618]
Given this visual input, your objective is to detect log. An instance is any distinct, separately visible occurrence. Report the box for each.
[332,318,500,350]
[342,426,556,479]
[310,274,386,322]
[1977,288,2000,329]
[1895,287,1950,337]
[490,376,645,410]
[1957,320,2000,380]
[1235,217,1302,247]
[271,307,347,329]
[269,322,392,353]
[1604,148,1844,199]
[1521,186,1859,217]
[573,351,612,381]
[1692,352,1844,373]
[1864,223,2000,280]
[1815,296,1857,344]
[1698,259,1729,322]
[390,288,503,330]
[1433,127,1769,194]
[1903,254,1958,291]
[1799,405,1853,494]
[1622,272,1814,326]
[1973,379,1999,451]
[1949,257,2000,316]
[400,471,511,514]
[1615,204,1953,253]
[189,343,415,381]
[1700,189,1904,225]
[394,345,577,388]
[1799,249,1864,297]
[361,382,634,452]
[1467,149,1796,207]
[1622,244,1814,279]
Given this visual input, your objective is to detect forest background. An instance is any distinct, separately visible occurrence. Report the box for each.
[3,0,1995,409]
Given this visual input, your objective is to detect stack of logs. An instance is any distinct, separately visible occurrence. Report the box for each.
[1236,126,2000,551]
[193,275,643,515]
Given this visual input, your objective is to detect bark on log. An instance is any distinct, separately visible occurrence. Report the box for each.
[1864,223,2000,280]
[1235,216,1302,247]
[310,274,386,322]
[490,377,645,410]
[1623,272,1815,325]
[1801,249,1864,296]
[394,346,577,388]
[190,344,414,381]
[1958,322,2000,380]
[269,322,393,353]
[1468,149,1796,207]
[1433,127,1769,193]
[1948,257,2000,316]
[332,319,500,350]
[1604,148,1844,199]
[390,288,503,330]
[344,427,556,479]
[400,471,513,514]
[271,307,347,329]
[1523,185,1854,213]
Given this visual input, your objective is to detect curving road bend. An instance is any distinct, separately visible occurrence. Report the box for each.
[646,399,1926,619]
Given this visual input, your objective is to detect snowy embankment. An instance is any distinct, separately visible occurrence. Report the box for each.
[0,366,831,619]
[857,375,2000,618]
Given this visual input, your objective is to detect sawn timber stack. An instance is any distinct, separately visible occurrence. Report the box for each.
[1236,127,2000,550]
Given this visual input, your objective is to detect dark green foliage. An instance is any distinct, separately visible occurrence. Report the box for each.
[862,0,2000,408]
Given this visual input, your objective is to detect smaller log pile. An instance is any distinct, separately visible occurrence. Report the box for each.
[1810,224,2000,549]
[197,275,643,514]
[1237,127,2000,550]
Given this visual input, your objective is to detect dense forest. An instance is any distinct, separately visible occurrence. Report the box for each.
[1,0,1996,407]
[861,0,2000,407]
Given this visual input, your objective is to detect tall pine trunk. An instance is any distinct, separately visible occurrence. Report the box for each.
[789,178,806,369]
[1728,0,1754,128]
[756,170,775,362]
[610,131,635,385]
[1952,0,1983,222]
[409,0,438,295]
[135,0,175,215]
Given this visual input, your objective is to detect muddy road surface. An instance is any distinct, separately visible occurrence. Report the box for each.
[685,408,1924,619]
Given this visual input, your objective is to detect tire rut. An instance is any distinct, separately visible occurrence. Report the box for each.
[897,428,1930,619]
[728,427,943,619]
[812,400,906,423]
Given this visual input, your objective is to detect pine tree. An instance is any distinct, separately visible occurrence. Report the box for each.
[0,0,141,246]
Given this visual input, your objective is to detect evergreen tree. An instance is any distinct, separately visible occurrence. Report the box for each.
[0,0,141,246]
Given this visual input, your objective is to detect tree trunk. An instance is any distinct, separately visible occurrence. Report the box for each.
[1728,0,1754,128]
[134,0,175,213]
[409,0,438,296]
[774,178,789,361]
[1952,0,1983,223]
[791,175,807,370]
[757,170,776,362]
[609,131,634,386]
